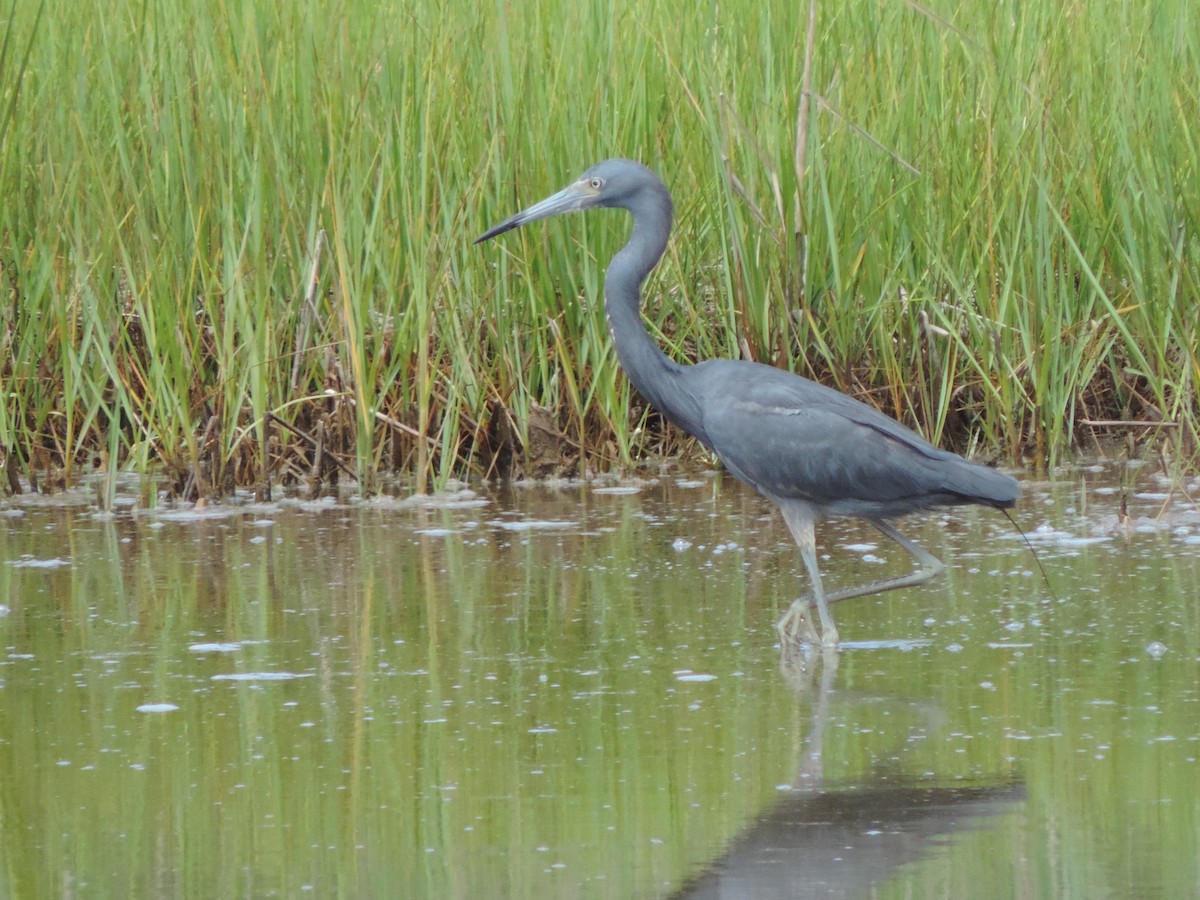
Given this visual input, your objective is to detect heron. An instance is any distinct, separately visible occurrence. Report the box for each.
[477,159,1019,647]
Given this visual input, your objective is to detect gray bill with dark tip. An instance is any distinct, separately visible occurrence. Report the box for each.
[475,183,589,244]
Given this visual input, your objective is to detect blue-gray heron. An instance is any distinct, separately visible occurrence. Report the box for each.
[477,159,1019,647]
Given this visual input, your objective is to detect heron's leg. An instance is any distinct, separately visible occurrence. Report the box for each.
[776,503,839,648]
[818,519,946,606]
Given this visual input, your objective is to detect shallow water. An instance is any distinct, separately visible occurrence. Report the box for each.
[1,465,1198,898]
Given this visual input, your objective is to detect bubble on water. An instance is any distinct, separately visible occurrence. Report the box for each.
[1146,641,1168,659]
[675,671,717,682]
[671,538,693,552]
[8,556,71,569]
[137,703,179,713]
[189,642,242,653]
[842,639,931,650]
[494,519,576,532]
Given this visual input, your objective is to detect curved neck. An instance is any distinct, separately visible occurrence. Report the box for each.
[604,186,704,440]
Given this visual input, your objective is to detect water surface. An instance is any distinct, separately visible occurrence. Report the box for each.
[1,464,1198,897]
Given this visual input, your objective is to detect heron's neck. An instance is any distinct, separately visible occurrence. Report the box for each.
[604,189,703,438]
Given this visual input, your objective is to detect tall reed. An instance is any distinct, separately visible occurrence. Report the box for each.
[1,0,1197,495]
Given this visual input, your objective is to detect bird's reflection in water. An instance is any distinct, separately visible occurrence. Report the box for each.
[673,648,1025,899]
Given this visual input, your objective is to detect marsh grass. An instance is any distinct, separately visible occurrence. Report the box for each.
[1,0,1197,497]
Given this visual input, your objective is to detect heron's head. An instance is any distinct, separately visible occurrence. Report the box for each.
[475,159,661,244]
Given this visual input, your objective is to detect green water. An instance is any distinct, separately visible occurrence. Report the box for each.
[1,466,1198,898]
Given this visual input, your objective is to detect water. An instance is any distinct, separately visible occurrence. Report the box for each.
[1,467,1198,897]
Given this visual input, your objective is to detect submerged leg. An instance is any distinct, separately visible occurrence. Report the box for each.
[819,519,946,606]
[776,513,947,647]
[776,502,839,648]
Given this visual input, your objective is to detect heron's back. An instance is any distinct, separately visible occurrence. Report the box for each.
[690,359,1020,519]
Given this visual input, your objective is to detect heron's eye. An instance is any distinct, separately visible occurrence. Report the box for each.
[588,177,604,190]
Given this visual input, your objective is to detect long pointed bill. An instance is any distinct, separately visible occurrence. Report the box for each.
[475,182,593,244]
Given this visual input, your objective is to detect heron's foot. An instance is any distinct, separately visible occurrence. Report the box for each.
[776,599,838,648]
[775,600,817,645]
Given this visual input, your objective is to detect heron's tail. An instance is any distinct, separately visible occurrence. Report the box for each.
[945,460,1020,509]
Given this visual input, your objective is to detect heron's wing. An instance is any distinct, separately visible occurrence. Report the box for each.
[695,361,1013,513]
